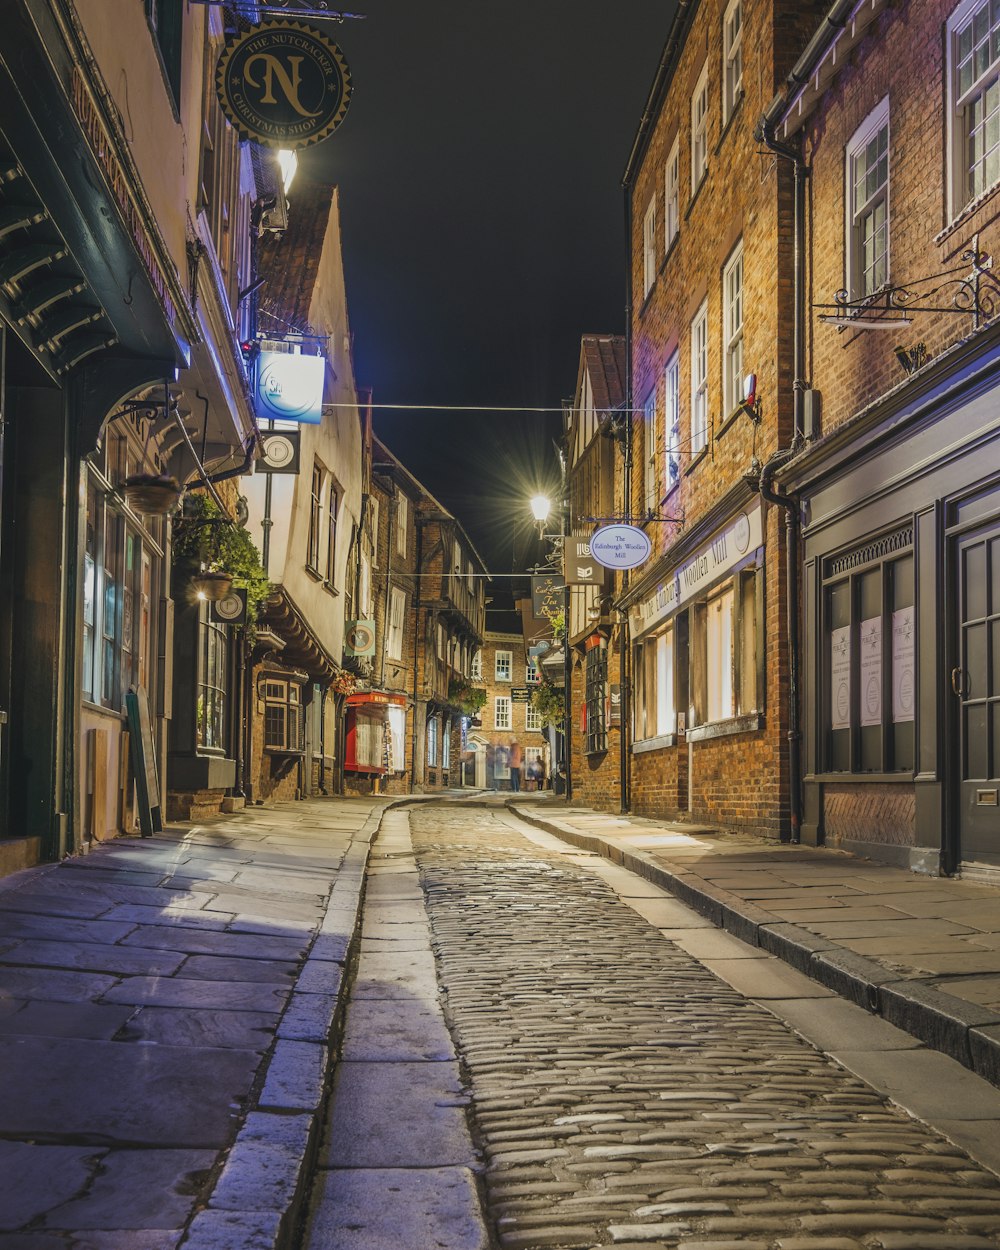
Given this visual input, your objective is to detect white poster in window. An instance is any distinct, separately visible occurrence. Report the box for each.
[859,615,883,727]
[831,625,851,730]
[892,607,916,723]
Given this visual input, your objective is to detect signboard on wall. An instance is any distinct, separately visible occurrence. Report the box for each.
[215,21,352,150]
[257,430,301,474]
[564,537,606,586]
[256,351,325,424]
[531,573,564,619]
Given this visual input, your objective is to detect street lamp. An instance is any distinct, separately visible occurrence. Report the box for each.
[528,491,572,802]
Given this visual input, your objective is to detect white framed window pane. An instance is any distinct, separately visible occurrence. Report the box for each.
[848,101,890,297]
[664,352,681,490]
[388,705,406,771]
[495,650,512,682]
[442,720,451,769]
[471,649,482,680]
[396,493,408,555]
[494,696,511,730]
[656,627,675,736]
[525,703,542,731]
[723,0,743,124]
[388,587,406,660]
[526,657,540,684]
[690,299,709,455]
[952,0,1000,207]
[644,390,657,513]
[643,197,657,297]
[691,63,709,193]
[707,584,735,722]
[665,137,679,248]
[723,242,744,414]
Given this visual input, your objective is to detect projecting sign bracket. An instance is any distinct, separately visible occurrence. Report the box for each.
[190,0,366,23]
[583,513,685,526]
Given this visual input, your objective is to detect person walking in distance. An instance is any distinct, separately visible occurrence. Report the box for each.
[508,738,523,792]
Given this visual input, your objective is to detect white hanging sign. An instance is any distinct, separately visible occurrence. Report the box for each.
[590,524,652,570]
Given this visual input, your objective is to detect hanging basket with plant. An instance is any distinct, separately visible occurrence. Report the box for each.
[530,680,564,728]
[173,492,269,633]
[448,676,487,717]
[123,473,182,517]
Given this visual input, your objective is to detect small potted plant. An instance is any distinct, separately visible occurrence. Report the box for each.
[190,569,233,601]
[122,473,182,516]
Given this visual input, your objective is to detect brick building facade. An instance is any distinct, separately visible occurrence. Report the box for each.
[468,628,549,791]
[619,0,826,840]
[765,0,1000,876]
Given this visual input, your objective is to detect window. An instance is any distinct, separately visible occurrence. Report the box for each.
[427,714,439,767]
[690,299,709,455]
[471,649,483,680]
[442,718,451,770]
[526,701,543,731]
[437,622,445,660]
[665,352,681,492]
[665,136,680,250]
[691,62,709,194]
[824,539,914,774]
[689,569,761,728]
[847,99,890,299]
[723,0,743,126]
[263,678,303,752]
[950,0,1000,213]
[387,705,406,771]
[453,538,462,574]
[327,481,339,585]
[643,390,658,514]
[197,607,228,751]
[146,0,182,107]
[494,696,512,730]
[308,463,322,573]
[387,587,406,660]
[643,196,657,298]
[723,241,744,417]
[396,492,408,556]
[526,656,541,685]
[635,624,676,741]
[359,554,371,618]
[495,649,512,682]
[584,641,608,755]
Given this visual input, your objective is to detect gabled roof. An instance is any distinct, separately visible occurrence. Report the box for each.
[257,177,335,334]
[579,334,627,412]
[372,435,490,575]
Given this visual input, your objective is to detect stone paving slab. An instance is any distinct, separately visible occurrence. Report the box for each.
[0,795,390,1249]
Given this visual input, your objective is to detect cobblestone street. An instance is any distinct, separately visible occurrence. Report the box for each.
[373,801,1000,1250]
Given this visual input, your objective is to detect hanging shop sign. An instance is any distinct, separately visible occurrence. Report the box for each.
[256,350,325,424]
[215,21,352,149]
[345,620,376,658]
[590,523,652,570]
[211,588,248,627]
[531,573,565,619]
[564,537,607,586]
[257,429,301,473]
[629,501,762,638]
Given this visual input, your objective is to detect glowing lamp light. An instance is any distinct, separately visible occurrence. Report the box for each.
[277,149,298,195]
[530,494,551,523]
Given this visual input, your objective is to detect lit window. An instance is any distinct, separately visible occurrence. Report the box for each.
[690,298,709,456]
[325,482,339,585]
[664,352,680,491]
[471,649,483,680]
[723,240,744,417]
[525,701,542,731]
[495,649,512,682]
[263,678,303,752]
[387,587,406,660]
[308,463,322,573]
[526,656,541,685]
[643,196,657,298]
[706,584,735,723]
[396,492,408,556]
[442,718,451,769]
[723,0,743,126]
[427,714,439,766]
[950,0,1000,212]
[847,99,890,298]
[691,62,709,194]
[494,696,511,730]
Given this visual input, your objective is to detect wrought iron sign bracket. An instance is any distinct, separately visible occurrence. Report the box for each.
[190,0,366,21]
[582,513,685,526]
[815,234,1000,333]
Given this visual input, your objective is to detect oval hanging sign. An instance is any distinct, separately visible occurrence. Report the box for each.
[590,524,652,570]
[215,21,352,150]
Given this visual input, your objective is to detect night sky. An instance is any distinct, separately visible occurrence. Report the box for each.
[300,2,670,575]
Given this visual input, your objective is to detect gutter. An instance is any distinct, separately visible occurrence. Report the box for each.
[622,0,694,188]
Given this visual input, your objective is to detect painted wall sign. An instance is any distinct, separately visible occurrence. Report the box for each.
[215,21,352,149]
[256,350,325,424]
[591,523,652,570]
[629,501,763,638]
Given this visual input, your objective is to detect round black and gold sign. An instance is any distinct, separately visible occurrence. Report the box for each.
[215,21,351,150]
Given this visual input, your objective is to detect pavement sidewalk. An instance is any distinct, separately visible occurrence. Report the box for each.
[510,795,1000,1091]
[0,795,391,1250]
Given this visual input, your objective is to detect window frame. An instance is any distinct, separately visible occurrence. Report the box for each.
[722,0,743,127]
[307,462,323,575]
[690,298,709,456]
[948,0,1000,218]
[642,196,657,298]
[664,351,681,493]
[691,61,710,195]
[494,695,512,731]
[846,97,890,301]
[395,491,408,556]
[387,586,406,661]
[495,649,512,683]
[643,388,658,514]
[262,677,304,753]
[665,135,680,251]
[427,713,439,767]
[723,239,744,419]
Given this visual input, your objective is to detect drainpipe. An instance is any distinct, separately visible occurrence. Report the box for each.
[755,102,812,843]
[620,184,634,815]
[758,449,802,843]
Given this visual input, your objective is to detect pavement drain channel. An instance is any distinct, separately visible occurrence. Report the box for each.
[404,800,1000,1250]
[298,806,490,1250]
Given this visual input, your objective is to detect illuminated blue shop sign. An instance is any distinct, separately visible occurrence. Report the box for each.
[256,350,325,424]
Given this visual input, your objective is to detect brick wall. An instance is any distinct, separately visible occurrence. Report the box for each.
[824,784,917,848]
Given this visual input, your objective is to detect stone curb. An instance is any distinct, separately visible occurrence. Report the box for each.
[509,801,1000,1090]
[179,799,401,1250]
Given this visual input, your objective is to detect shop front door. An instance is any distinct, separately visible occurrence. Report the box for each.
[955,522,1000,860]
